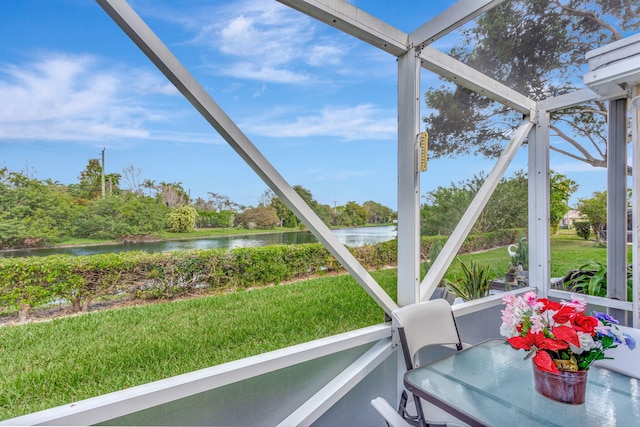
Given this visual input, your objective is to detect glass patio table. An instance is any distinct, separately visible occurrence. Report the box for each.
[404,339,640,427]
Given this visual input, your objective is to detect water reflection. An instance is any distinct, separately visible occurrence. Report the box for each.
[1,226,397,258]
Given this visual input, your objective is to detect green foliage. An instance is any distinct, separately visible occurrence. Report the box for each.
[0,228,523,321]
[196,210,234,228]
[443,259,494,301]
[68,159,121,201]
[549,172,578,233]
[567,262,633,301]
[510,236,528,270]
[577,191,607,240]
[574,221,591,240]
[339,201,368,226]
[421,170,575,237]
[73,193,169,239]
[363,200,395,224]
[0,169,76,248]
[167,205,198,233]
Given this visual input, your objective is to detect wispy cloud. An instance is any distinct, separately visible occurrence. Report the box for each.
[178,0,351,84]
[0,53,215,144]
[242,104,396,140]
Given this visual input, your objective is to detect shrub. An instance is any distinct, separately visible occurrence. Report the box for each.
[167,206,198,233]
[574,221,591,240]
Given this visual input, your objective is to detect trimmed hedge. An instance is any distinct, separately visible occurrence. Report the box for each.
[0,229,523,322]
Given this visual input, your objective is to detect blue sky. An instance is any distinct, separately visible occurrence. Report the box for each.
[1,0,607,210]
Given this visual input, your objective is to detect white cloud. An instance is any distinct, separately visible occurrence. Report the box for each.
[188,0,350,84]
[0,53,187,143]
[221,63,310,84]
[243,104,396,140]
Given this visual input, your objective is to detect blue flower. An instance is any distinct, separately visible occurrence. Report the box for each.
[593,311,619,325]
[624,333,637,350]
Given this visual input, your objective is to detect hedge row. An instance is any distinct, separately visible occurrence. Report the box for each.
[0,229,523,322]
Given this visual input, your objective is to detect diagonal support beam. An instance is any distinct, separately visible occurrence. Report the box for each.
[419,47,536,114]
[277,0,408,56]
[276,337,394,427]
[96,0,398,314]
[419,120,534,302]
[409,0,505,48]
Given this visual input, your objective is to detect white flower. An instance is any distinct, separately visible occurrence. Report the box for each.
[500,322,517,338]
[569,332,596,354]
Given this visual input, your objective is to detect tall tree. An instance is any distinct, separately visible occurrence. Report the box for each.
[122,164,142,194]
[70,159,121,201]
[363,200,395,224]
[577,191,608,240]
[269,185,332,227]
[423,0,638,172]
[160,182,189,208]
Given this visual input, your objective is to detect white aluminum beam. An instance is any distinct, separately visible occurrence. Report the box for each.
[537,88,600,112]
[419,120,534,302]
[528,110,551,296]
[276,337,394,427]
[419,46,536,115]
[276,0,408,56]
[95,0,398,315]
[548,289,634,312]
[632,84,640,327]
[608,98,628,313]
[409,0,505,48]
[396,51,421,307]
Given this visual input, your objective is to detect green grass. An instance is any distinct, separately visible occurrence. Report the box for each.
[0,270,397,420]
[445,231,618,280]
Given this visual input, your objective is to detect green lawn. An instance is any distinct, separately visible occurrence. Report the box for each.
[0,270,397,420]
[447,231,613,280]
[0,232,617,420]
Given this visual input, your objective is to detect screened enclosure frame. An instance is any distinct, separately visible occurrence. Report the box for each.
[3,0,639,425]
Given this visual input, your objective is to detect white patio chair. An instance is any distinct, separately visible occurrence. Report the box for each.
[371,397,413,427]
[593,325,640,379]
[392,299,469,427]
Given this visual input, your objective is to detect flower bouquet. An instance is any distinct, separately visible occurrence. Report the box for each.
[500,291,636,403]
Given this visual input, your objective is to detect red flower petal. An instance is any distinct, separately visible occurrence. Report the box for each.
[507,335,532,350]
[538,298,561,312]
[552,326,580,347]
[533,351,559,373]
[552,305,574,323]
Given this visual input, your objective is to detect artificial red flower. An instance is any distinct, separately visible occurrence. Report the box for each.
[507,332,569,352]
[552,305,575,323]
[571,315,599,334]
[538,298,561,312]
[551,325,580,347]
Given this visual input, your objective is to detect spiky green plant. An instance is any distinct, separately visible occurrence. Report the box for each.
[443,259,494,301]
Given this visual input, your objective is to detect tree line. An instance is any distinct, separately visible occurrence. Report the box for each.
[421,170,577,236]
[0,162,396,250]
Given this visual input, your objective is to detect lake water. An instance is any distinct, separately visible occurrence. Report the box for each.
[0,225,397,258]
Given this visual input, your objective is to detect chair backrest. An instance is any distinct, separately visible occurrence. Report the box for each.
[593,325,640,379]
[371,397,412,427]
[392,299,462,370]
